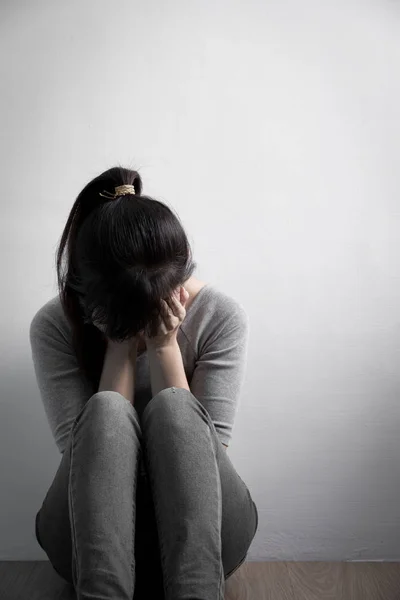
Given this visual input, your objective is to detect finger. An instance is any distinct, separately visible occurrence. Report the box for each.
[161,298,172,315]
[160,299,173,325]
[167,300,186,326]
[165,295,183,317]
[161,299,182,331]
[156,300,171,332]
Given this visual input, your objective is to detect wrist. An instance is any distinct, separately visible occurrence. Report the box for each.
[146,339,179,355]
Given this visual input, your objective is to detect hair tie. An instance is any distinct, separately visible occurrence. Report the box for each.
[99,184,136,199]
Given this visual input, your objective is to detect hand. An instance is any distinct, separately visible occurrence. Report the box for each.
[142,286,189,350]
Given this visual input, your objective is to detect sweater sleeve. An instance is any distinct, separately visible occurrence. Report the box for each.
[188,306,250,448]
[29,308,95,455]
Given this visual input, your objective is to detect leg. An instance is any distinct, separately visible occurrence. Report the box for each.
[133,458,165,599]
[35,391,143,599]
[141,387,259,600]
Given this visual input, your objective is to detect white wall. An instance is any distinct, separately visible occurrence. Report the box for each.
[1,0,399,561]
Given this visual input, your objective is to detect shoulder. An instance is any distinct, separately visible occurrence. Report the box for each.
[194,283,249,328]
[29,295,71,344]
[181,283,249,352]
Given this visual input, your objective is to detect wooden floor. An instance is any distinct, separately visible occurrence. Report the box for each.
[0,561,399,600]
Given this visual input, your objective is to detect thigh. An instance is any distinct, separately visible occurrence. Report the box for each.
[35,430,74,584]
[215,441,259,579]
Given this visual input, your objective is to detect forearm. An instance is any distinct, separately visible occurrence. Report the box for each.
[147,341,190,397]
[98,342,138,405]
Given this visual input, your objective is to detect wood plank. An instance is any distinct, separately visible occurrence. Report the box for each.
[1,561,400,600]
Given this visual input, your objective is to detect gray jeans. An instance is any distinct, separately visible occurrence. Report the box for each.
[35,387,258,600]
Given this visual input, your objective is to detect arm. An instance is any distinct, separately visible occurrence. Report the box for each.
[188,308,249,452]
[147,340,190,396]
[98,341,138,405]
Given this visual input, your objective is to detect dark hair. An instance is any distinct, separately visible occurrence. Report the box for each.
[55,164,197,392]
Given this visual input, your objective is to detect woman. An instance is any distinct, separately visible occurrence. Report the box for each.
[30,165,258,600]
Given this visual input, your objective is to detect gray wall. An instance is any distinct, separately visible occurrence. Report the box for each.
[1,0,399,561]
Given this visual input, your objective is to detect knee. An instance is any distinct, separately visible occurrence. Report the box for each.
[76,391,135,431]
[88,390,134,414]
[142,387,192,427]
[90,390,131,408]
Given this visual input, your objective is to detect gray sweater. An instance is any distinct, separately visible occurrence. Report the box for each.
[29,283,249,455]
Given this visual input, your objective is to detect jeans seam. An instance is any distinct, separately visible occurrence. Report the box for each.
[245,486,258,537]
[35,511,43,549]
[254,501,258,534]
[225,550,247,579]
